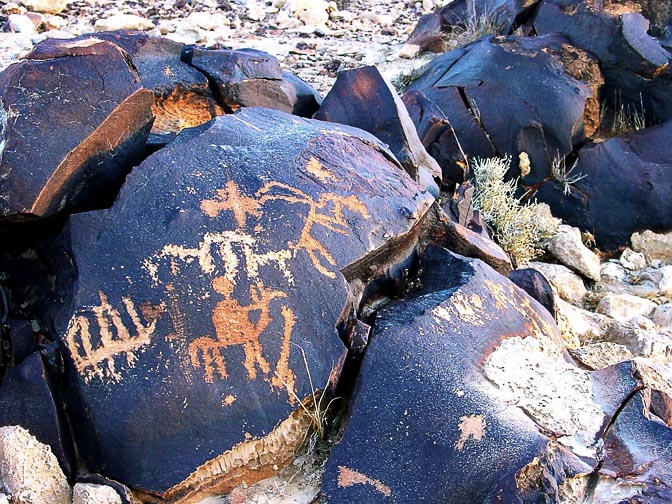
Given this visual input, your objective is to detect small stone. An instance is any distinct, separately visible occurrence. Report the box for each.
[73,483,122,504]
[363,13,392,26]
[596,293,657,324]
[547,225,602,281]
[399,43,421,59]
[6,14,38,34]
[569,342,634,370]
[631,229,672,265]
[658,265,672,295]
[619,248,647,270]
[555,298,611,347]
[653,303,672,329]
[19,0,67,14]
[94,14,155,32]
[0,425,71,504]
[530,261,587,305]
[330,9,353,22]
[605,323,672,359]
[0,494,8,504]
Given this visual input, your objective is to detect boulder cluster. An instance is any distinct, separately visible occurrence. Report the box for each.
[0,0,671,503]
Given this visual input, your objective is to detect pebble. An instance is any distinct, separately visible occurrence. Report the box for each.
[94,14,156,31]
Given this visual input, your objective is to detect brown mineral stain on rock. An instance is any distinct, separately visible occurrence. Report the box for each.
[151,88,223,136]
[337,466,392,497]
[455,414,486,451]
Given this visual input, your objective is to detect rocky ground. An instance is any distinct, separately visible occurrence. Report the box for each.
[0,0,440,94]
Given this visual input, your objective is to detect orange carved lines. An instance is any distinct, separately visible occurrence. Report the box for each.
[257,182,370,278]
[65,291,164,383]
[189,278,295,389]
[201,180,262,227]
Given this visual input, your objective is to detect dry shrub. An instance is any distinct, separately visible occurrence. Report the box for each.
[471,155,560,266]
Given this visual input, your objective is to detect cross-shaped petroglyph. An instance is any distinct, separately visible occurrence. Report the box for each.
[65,291,164,383]
[189,277,296,397]
[257,181,370,279]
[200,179,262,227]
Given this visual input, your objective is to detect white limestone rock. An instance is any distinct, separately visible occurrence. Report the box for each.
[0,425,71,504]
[556,298,611,347]
[530,261,587,305]
[596,293,656,324]
[6,14,37,34]
[631,229,672,266]
[653,303,672,329]
[619,248,647,270]
[547,225,601,281]
[484,333,606,459]
[569,342,634,370]
[72,483,122,504]
[94,14,155,32]
[19,0,67,14]
[605,323,672,360]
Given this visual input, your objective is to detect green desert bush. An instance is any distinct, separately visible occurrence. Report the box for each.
[471,155,560,266]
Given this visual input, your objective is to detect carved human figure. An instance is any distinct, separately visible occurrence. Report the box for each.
[189,276,291,384]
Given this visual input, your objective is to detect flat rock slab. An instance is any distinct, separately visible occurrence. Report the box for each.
[77,31,223,142]
[321,246,588,502]
[534,119,672,251]
[52,108,434,499]
[406,33,602,183]
[0,37,154,222]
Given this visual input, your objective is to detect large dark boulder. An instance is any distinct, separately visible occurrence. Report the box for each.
[51,108,434,500]
[186,47,321,117]
[0,38,154,224]
[533,0,672,123]
[77,31,223,144]
[321,246,592,502]
[406,34,603,185]
[532,119,672,251]
[313,66,442,195]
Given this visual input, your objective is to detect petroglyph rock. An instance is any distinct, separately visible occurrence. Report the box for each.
[0,425,71,504]
[321,246,590,502]
[0,37,153,223]
[52,108,434,499]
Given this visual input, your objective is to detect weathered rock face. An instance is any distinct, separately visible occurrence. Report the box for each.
[596,389,672,502]
[52,108,434,500]
[0,37,154,223]
[313,66,441,195]
[76,31,223,144]
[406,34,603,185]
[321,246,591,502]
[535,119,672,251]
[534,0,672,123]
[0,425,71,504]
[186,47,321,117]
[0,351,75,479]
